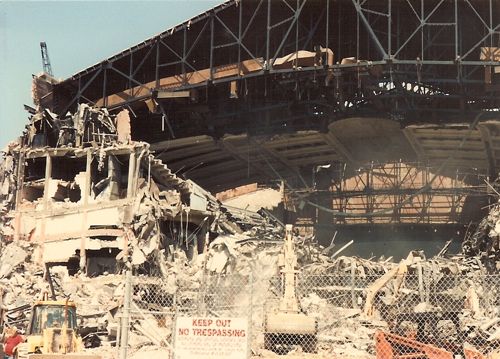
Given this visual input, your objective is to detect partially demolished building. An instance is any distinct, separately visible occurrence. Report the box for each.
[4,0,500,358]
[0,104,235,276]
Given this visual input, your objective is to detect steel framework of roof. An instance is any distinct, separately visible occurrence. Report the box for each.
[41,0,500,225]
[51,1,500,131]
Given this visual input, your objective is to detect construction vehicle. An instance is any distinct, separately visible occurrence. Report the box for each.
[375,330,454,359]
[463,345,500,359]
[264,224,317,353]
[15,299,100,359]
[374,330,500,359]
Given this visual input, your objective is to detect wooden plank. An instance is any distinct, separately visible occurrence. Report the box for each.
[427,159,488,167]
[150,135,214,151]
[488,138,500,148]
[189,160,246,178]
[477,123,497,175]
[402,128,426,160]
[158,142,218,161]
[321,131,359,165]
[286,149,338,161]
[204,174,263,193]
[424,150,485,158]
[290,154,341,166]
[280,145,336,157]
[418,139,485,149]
[255,138,310,188]
[215,137,275,181]
[409,128,482,139]
[265,135,323,149]
[164,151,232,169]
[266,136,325,149]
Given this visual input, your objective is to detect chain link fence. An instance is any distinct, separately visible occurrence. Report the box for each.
[173,273,253,359]
[116,271,500,359]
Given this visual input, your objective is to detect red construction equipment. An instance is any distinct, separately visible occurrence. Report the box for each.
[375,331,453,359]
[463,347,487,359]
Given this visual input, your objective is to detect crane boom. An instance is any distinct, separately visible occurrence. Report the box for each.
[40,42,53,76]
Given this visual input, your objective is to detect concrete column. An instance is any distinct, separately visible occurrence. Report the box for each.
[83,149,92,205]
[127,152,136,199]
[42,154,52,209]
[38,154,52,264]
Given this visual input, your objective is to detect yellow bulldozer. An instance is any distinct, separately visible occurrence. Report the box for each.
[14,299,100,359]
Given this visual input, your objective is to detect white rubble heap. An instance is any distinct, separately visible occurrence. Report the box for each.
[1,219,500,359]
[0,143,17,240]
[463,200,500,272]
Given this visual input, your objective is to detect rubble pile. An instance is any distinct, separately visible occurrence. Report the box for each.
[1,198,500,358]
[0,143,18,240]
[0,201,286,347]
[303,252,394,276]
[463,201,500,272]
[130,227,500,358]
[2,103,500,358]
[301,294,385,358]
[0,241,121,332]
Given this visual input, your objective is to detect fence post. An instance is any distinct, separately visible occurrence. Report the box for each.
[171,277,178,359]
[417,262,425,303]
[119,269,132,359]
[351,263,357,308]
[247,272,253,359]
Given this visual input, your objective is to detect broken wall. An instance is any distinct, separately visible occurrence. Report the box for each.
[2,104,256,278]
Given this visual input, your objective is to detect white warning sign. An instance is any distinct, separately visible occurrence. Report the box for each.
[174,317,248,359]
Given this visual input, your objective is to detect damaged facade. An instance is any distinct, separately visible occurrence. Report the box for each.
[0,104,237,277]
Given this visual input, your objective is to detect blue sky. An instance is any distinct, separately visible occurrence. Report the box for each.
[0,0,222,148]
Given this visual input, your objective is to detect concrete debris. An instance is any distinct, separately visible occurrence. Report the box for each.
[2,104,500,358]
[1,190,500,359]
[0,105,261,278]
[0,242,28,279]
[0,143,19,240]
[463,201,500,272]
[115,109,131,144]
[206,235,239,274]
[31,73,59,110]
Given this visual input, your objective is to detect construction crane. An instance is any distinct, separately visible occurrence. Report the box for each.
[40,41,53,76]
